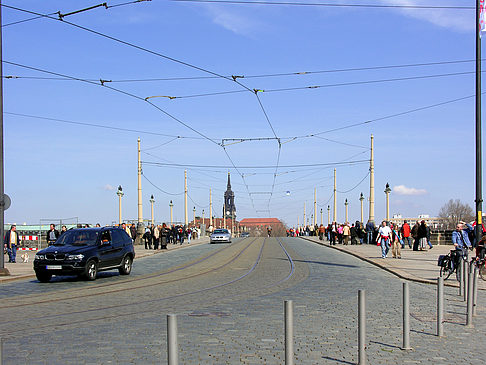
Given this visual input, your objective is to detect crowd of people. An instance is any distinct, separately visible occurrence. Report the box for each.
[287,219,441,259]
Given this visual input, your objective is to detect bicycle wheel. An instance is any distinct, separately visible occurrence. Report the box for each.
[480,261,486,281]
[440,258,453,280]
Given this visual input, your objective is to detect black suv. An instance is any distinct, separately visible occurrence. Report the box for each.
[34,227,135,282]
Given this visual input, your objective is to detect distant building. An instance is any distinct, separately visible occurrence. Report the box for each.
[224,172,236,220]
[239,218,286,236]
[389,216,446,229]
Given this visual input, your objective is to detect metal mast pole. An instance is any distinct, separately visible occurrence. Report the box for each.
[333,169,337,222]
[0,1,6,274]
[314,188,317,227]
[137,138,143,225]
[476,0,483,242]
[369,135,375,223]
[209,189,213,227]
[303,202,306,227]
[184,170,188,226]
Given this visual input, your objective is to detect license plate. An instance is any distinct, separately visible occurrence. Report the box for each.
[46,265,62,270]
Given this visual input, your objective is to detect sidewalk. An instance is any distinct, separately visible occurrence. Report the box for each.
[0,237,209,283]
[301,236,486,290]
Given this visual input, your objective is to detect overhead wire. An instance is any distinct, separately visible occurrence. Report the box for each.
[5,111,203,139]
[4,61,220,145]
[6,58,486,82]
[170,0,474,10]
[141,172,184,196]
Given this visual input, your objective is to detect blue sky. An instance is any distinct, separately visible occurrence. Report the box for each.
[2,0,482,227]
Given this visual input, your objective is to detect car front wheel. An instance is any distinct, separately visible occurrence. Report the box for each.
[118,256,132,275]
[84,260,98,281]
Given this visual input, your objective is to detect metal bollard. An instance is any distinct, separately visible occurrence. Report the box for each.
[358,290,366,365]
[167,314,178,365]
[284,300,294,365]
[0,338,3,365]
[473,265,478,316]
[437,277,444,337]
[402,282,411,349]
[459,259,463,296]
[463,259,467,302]
[466,269,474,327]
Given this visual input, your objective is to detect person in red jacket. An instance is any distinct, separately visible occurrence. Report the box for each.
[401,220,411,249]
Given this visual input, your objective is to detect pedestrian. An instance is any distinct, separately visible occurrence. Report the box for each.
[425,223,434,250]
[318,224,325,240]
[417,220,428,250]
[337,224,344,244]
[365,220,375,244]
[411,221,420,251]
[377,221,392,259]
[4,225,19,263]
[452,221,473,269]
[401,220,412,249]
[47,224,60,246]
[130,223,137,242]
[121,223,131,238]
[187,227,192,243]
[142,228,152,249]
[152,224,160,250]
[330,222,337,245]
[351,224,359,245]
[343,222,350,245]
[390,223,401,259]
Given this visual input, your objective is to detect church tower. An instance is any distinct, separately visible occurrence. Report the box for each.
[224,172,236,219]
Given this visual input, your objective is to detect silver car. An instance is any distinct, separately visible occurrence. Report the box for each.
[210,229,231,244]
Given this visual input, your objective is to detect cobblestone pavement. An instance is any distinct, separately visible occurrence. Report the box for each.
[302,236,486,289]
[1,237,484,364]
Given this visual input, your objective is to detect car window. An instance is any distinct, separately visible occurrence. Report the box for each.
[55,230,100,246]
[214,229,229,234]
[111,229,126,247]
[100,230,112,244]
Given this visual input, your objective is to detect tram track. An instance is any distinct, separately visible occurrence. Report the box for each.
[2,237,299,337]
[0,237,259,308]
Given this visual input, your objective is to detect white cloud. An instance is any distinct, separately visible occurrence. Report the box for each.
[203,4,265,36]
[103,184,115,191]
[380,0,473,32]
[393,185,427,195]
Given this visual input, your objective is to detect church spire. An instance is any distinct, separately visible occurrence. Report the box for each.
[227,171,231,190]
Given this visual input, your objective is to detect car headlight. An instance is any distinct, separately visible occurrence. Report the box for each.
[35,254,45,260]
[66,254,84,261]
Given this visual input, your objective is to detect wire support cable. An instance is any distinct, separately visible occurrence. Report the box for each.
[4,60,220,145]
[170,0,474,10]
[7,58,486,82]
[141,172,184,196]
[141,159,370,169]
[187,193,210,209]
[336,171,370,194]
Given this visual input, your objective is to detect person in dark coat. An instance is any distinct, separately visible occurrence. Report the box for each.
[4,225,20,263]
[417,220,428,250]
[142,229,152,249]
[411,221,420,251]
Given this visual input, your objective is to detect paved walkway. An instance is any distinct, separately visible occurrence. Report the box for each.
[0,237,209,282]
[301,236,486,289]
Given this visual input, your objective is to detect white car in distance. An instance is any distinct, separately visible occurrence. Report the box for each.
[210,229,232,244]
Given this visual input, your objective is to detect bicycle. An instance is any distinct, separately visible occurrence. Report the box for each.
[439,249,466,281]
[472,256,486,281]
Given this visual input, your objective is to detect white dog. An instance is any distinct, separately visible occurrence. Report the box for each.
[20,253,29,263]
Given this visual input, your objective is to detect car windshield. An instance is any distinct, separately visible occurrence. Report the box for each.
[213,229,229,234]
[54,230,100,246]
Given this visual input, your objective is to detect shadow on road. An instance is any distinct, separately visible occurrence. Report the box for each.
[273,257,358,268]
[321,355,355,364]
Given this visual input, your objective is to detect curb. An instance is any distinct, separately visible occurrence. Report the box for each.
[299,236,478,290]
[0,238,210,283]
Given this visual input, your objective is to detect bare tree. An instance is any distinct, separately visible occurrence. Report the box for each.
[438,199,474,229]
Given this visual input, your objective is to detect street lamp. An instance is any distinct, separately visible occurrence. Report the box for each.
[193,206,196,226]
[116,185,124,225]
[345,199,349,223]
[327,205,330,225]
[384,183,391,221]
[202,209,205,225]
[169,200,174,226]
[149,194,155,226]
[320,208,323,226]
[359,192,364,223]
